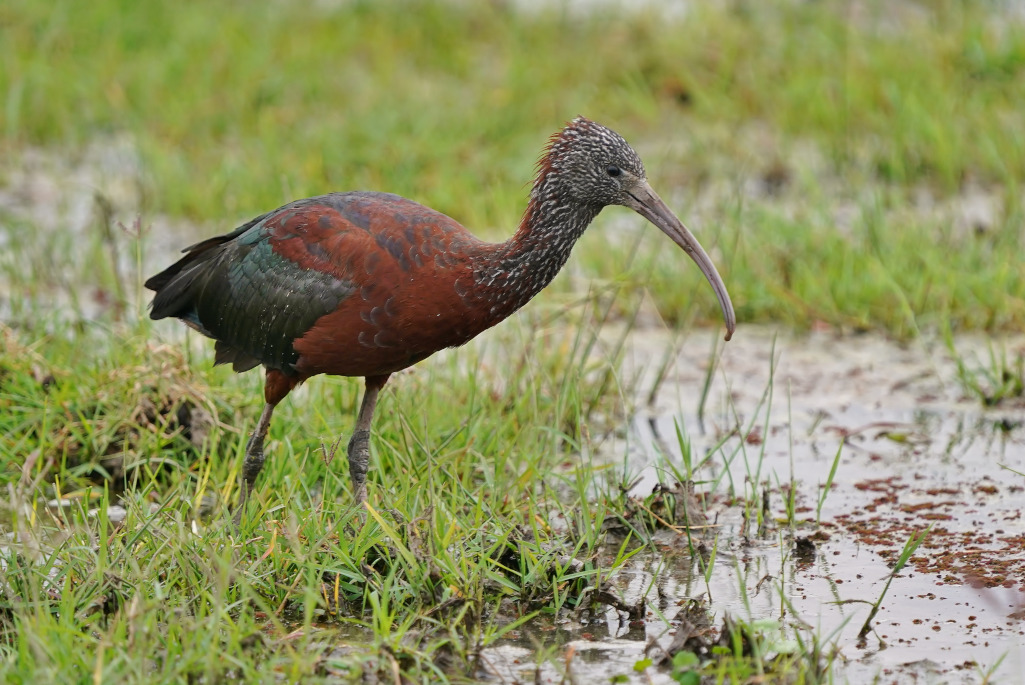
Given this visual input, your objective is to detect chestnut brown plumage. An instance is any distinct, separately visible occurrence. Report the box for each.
[146,117,736,518]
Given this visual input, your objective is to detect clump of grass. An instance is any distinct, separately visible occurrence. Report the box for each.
[0,324,235,500]
[948,338,1025,407]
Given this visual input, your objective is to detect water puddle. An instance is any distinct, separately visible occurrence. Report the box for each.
[477,327,1025,682]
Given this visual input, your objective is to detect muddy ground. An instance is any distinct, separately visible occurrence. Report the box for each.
[479,327,1025,683]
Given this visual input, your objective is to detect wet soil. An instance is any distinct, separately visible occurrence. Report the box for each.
[480,327,1025,683]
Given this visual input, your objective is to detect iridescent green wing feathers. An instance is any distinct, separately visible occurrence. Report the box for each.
[146,198,357,374]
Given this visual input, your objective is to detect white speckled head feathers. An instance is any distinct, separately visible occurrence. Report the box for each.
[531,116,647,208]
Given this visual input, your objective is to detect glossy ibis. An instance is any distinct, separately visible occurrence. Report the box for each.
[146,117,736,518]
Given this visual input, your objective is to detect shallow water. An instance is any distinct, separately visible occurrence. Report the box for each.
[479,327,1025,683]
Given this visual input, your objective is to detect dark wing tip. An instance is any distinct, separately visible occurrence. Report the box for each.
[144,269,173,294]
[214,340,262,372]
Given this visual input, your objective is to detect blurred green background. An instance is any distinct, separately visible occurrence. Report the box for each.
[2,0,1024,334]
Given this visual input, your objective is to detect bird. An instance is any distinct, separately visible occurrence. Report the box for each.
[145,117,736,520]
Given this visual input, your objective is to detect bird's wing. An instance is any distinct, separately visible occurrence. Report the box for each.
[147,196,365,373]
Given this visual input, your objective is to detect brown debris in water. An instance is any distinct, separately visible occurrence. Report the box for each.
[834,475,1025,591]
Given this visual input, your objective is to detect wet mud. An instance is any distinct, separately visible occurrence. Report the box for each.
[481,327,1025,683]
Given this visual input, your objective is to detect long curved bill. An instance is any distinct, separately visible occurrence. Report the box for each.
[623,181,736,341]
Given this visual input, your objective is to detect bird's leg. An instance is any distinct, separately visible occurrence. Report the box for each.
[233,369,296,525]
[234,402,275,525]
[348,374,390,506]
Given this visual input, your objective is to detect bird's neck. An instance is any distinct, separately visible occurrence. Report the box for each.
[472,178,601,321]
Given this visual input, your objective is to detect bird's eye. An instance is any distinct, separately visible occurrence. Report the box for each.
[606,165,622,178]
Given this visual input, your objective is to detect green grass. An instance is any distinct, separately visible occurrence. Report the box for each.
[948,335,1025,406]
[2,0,1025,682]
[0,286,836,683]
[0,305,631,682]
[3,0,1025,335]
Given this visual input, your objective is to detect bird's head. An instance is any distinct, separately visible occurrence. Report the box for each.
[542,117,648,208]
[539,117,737,341]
